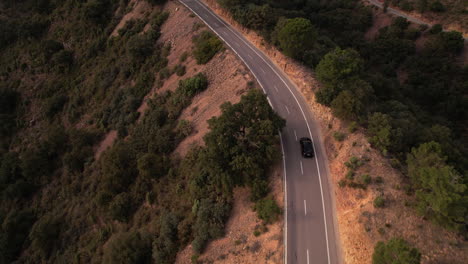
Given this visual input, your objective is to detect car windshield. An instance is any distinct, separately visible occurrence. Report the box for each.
[303,141,312,152]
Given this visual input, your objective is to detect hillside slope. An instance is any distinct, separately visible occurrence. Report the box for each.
[0,0,285,263]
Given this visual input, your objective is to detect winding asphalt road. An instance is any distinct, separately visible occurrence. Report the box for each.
[179,1,341,263]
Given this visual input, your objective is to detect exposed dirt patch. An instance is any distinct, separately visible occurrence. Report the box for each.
[201,0,468,263]
[175,163,284,264]
[94,130,117,159]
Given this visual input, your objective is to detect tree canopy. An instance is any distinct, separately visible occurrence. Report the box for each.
[275,17,317,59]
[407,142,467,230]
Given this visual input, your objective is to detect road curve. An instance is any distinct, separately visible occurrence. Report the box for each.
[178,1,342,263]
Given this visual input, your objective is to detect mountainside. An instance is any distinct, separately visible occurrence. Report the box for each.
[0,0,285,263]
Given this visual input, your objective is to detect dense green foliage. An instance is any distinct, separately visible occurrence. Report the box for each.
[372,238,421,264]
[192,30,224,64]
[218,0,467,233]
[407,142,467,230]
[255,197,281,224]
[274,17,317,59]
[0,0,187,262]
[103,231,152,264]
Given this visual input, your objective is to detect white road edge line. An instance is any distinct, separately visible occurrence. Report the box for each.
[279,131,288,264]
[285,105,290,114]
[304,200,307,216]
[307,249,310,264]
[179,2,331,263]
[300,161,304,175]
[294,130,298,141]
[267,97,273,109]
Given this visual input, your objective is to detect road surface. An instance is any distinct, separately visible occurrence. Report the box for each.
[178,1,341,263]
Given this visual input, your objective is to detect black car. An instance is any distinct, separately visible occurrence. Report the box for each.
[300,137,314,158]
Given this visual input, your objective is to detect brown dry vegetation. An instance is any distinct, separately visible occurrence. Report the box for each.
[201,0,468,263]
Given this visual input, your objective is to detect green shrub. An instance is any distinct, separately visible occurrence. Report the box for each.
[43,94,68,119]
[103,231,152,264]
[374,195,385,208]
[177,73,208,97]
[333,131,346,141]
[180,51,189,62]
[274,17,317,59]
[137,153,168,179]
[255,197,281,224]
[159,67,171,80]
[118,19,147,37]
[175,120,192,141]
[361,174,372,185]
[348,121,358,133]
[108,192,133,222]
[174,64,186,76]
[338,179,347,188]
[192,199,230,254]
[345,156,362,170]
[429,1,445,12]
[101,142,137,193]
[151,11,169,28]
[192,31,223,64]
[372,238,421,264]
[399,0,414,11]
[152,212,180,264]
[0,209,36,263]
[250,178,269,202]
[429,24,443,34]
[345,170,354,180]
[29,215,61,258]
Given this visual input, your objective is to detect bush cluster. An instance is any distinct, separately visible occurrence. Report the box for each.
[192,31,223,64]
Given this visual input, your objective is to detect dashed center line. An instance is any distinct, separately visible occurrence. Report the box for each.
[294,130,298,141]
[274,85,279,92]
[261,67,266,74]
[304,200,307,215]
[247,54,253,59]
[300,161,304,175]
[285,105,290,114]
[234,42,240,47]
[307,249,310,264]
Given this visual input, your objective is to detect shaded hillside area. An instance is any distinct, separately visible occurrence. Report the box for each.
[0,0,285,263]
